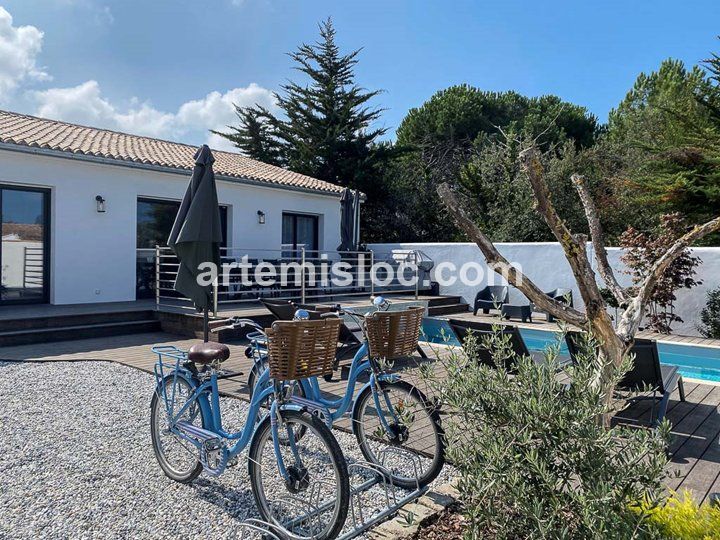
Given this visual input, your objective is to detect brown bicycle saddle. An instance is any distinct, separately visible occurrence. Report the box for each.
[188,341,231,364]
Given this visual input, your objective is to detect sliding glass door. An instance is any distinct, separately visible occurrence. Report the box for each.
[0,186,50,304]
[282,212,319,257]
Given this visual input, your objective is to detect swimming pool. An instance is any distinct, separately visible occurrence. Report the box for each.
[421,318,720,383]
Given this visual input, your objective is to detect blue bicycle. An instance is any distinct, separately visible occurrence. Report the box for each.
[247,297,445,490]
[149,316,350,540]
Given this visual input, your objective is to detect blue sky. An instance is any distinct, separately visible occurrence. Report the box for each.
[1,0,718,151]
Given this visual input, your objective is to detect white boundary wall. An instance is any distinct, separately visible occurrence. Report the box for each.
[369,242,720,337]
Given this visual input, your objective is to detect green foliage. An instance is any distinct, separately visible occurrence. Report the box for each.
[698,287,720,339]
[396,85,598,150]
[421,329,669,539]
[387,85,599,242]
[634,491,720,539]
[215,19,395,242]
[455,136,626,242]
[620,213,702,334]
[216,106,285,166]
[607,56,720,231]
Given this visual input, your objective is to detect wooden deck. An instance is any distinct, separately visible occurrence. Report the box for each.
[1,331,719,503]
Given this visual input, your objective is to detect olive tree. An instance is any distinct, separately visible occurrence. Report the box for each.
[438,145,720,413]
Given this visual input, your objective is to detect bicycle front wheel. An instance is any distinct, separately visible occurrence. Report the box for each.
[352,379,445,489]
[248,409,349,540]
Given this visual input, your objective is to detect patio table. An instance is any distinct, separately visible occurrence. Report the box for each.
[501,303,534,323]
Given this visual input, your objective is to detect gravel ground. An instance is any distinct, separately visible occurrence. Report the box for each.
[0,361,455,539]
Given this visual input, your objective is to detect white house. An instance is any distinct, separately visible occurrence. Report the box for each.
[0,110,345,306]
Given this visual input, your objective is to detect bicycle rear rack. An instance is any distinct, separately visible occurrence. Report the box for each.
[280,448,428,540]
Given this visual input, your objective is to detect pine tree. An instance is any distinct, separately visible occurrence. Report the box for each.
[608,51,720,231]
[214,106,285,166]
[216,18,389,190]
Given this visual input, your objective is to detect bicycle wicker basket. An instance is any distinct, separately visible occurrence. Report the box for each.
[365,305,424,360]
[266,317,342,380]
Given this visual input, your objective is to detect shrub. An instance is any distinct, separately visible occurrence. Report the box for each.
[698,287,720,339]
[634,491,720,539]
[420,327,670,539]
[620,213,702,334]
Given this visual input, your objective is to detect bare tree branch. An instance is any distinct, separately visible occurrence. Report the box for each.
[617,216,720,341]
[437,183,589,327]
[518,147,608,319]
[571,174,628,307]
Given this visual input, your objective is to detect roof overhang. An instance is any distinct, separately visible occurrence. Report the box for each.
[0,142,346,199]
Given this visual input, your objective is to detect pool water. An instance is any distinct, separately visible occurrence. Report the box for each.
[421,318,720,383]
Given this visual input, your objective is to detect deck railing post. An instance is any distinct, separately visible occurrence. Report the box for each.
[22,246,27,288]
[414,250,419,300]
[155,245,161,311]
[301,247,306,304]
[213,280,218,316]
[370,249,375,297]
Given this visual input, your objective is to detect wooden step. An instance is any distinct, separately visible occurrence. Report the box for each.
[0,319,161,347]
[0,310,156,333]
[426,296,464,307]
[427,303,469,316]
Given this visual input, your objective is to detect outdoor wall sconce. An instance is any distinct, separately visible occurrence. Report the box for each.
[95,195,106,213]
[257,210,265,224]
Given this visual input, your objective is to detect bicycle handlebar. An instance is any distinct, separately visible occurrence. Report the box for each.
[210,316,266,335]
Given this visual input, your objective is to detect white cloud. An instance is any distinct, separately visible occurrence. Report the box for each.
[176,84,276,150]
[31,80,276,150]
[0,6,50,100]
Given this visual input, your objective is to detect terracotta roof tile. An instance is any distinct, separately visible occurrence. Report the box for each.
[0,110,344,195]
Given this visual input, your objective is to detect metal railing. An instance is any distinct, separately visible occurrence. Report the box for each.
[153,246,431,313]
[22,246,44,289]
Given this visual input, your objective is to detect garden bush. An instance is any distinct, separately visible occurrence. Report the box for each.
[634,491,720,539]
[698,287,720,339]
[420,327,671,539]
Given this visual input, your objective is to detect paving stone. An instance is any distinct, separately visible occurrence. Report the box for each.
[417,489,456,512]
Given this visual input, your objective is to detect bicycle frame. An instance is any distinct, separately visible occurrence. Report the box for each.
[152,345,304,478]
[264,341,402,433]
[168,367,276,456]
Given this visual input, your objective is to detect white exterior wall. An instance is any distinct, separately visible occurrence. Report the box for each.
[0,149,342,305]
[369,242,720,337]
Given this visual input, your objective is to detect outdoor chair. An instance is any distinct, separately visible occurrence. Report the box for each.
[543,288,574,322]
[450,322,545,369]
[618,339,685,425]
[261,298,305,321]
[565,335,685,425]
[472,285,509,316]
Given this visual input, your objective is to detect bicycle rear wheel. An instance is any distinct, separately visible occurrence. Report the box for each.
[352,379,445,489]
[248,409,349,540]
[150,375,204,483]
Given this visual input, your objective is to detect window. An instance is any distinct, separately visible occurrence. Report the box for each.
[282,213,319,253]
[137,198,228,248]
[136,198,227,299]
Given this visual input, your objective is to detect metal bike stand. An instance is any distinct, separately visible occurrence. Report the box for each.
[281,449,428,540]
[237,518,283,540]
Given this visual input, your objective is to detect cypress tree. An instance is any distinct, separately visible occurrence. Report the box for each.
[216,18,388,190]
